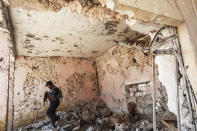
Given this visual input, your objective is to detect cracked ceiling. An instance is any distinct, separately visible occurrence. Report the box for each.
[9,0,151,58]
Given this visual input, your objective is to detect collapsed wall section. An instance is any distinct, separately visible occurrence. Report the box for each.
[13,56,99,128]
[96,45,151,113]
[96,45,175,120]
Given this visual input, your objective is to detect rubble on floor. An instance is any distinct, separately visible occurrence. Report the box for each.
[18,98,171,131]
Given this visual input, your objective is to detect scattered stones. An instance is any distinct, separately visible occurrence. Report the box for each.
[19,98,168,131]
[132,120,153,131]
[115,123,129,131]
[42,124,52,130]
[57,111,67,121]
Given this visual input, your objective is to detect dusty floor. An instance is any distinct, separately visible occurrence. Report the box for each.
[18,98,177,131]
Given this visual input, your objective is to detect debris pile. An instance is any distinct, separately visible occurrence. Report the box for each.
[58,98,131,130]
[131,120,153,131]
[19,98,170,131]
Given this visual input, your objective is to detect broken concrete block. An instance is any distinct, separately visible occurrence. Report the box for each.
[115,123,129,131]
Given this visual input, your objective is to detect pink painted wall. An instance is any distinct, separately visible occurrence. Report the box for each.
[96,45,159,113]
[13,56,98,127]
[56,58,97,100]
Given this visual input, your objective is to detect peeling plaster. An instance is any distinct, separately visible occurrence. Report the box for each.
[13,57,98,127]
[116,10,134,18]
[96,45,152,113]
[0,31,12,131]
[153,29,178,115]
[125,19,136,29]
[126,20,161,34]
[10,6,141,57]
[117,0,182,21]
[9,0,126,21]
[96,44,174,119]
[153,1,159,14]
[155,55,177,115]
[0,10,4,22]
[0,0,196,130]
[9,0,169,58]
[106,0,115,10]
[2,0,10,6]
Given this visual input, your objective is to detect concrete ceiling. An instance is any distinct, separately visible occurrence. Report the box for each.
[10,6,143,58]
[6,0,184,58]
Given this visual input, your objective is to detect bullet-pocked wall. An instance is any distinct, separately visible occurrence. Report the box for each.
[96,45,152,113]
[96,45,175,119]
[13,56,98,127]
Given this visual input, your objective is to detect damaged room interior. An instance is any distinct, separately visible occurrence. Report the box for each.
[0,0,197,131]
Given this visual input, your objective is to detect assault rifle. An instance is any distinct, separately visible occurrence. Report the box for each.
[43,91,49,106]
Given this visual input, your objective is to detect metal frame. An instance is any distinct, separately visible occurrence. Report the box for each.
[120,25,197,131]
[150,26,197,131]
